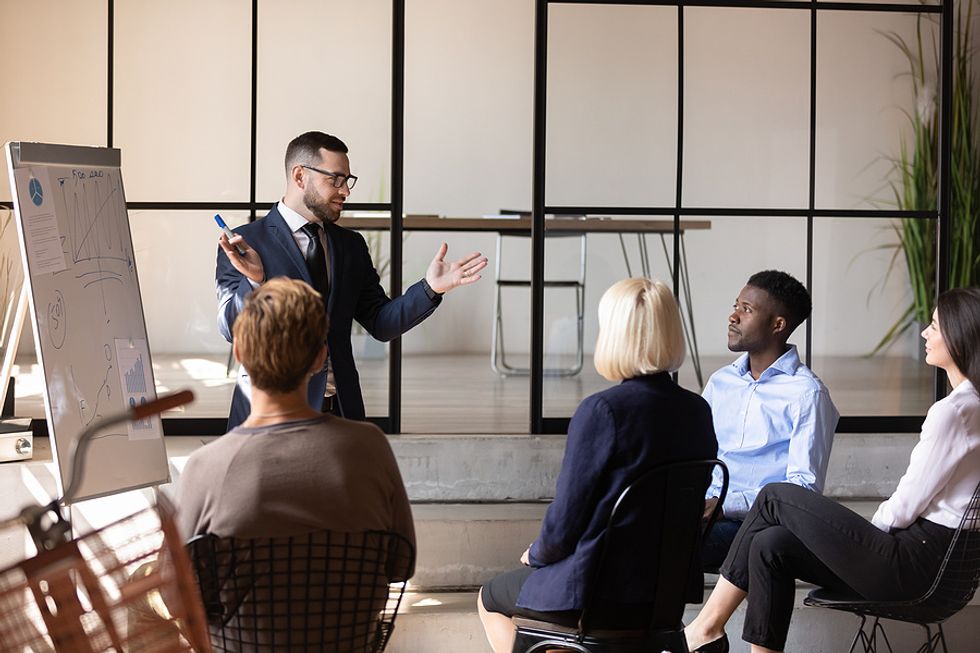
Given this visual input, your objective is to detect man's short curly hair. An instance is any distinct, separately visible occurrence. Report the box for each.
[747,270,812,334]
[233,277,328,393]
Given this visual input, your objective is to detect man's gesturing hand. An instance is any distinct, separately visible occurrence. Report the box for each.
[219,232,265,284]
[425,242,488,294]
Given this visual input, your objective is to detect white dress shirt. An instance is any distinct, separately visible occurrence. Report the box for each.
[872,380,980,532]
[276,201,332,288]
[248,202,335,396]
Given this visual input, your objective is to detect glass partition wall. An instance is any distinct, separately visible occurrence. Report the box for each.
[534,0,950,434]
[0,0,951,435]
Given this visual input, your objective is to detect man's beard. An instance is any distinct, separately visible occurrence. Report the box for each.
[303,186,340,223]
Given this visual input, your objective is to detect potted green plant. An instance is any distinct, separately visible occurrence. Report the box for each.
[874,2,980,354]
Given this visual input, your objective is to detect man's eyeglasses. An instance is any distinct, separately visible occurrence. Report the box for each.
[301,164,358,190]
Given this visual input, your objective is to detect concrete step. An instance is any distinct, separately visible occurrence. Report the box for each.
[409,501,880,591]
[387,590,980,653]
[165,430,916,502]
[387,432,915,502]
[412,503,545,589]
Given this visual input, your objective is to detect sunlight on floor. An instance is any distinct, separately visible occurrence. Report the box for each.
[178,357,237,387]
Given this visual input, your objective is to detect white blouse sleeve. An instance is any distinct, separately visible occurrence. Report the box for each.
[871,399,969,532]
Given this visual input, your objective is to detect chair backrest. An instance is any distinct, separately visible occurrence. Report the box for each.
[916,479,980,622]
[186,529,414,653]
[579,458,728,633]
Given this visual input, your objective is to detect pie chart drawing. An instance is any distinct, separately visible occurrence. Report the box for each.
[29,177,43,206]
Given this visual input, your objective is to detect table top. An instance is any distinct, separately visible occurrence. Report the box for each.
[339,215,711,234]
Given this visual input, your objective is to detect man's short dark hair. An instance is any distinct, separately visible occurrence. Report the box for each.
[284,131,348,173]
[747,270,811,334]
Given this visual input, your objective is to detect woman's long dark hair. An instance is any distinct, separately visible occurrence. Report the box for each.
[937,287,980,391]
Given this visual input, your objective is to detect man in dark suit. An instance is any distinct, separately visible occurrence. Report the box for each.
[216,131,487,429]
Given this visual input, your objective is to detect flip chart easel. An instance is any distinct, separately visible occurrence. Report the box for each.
[4,141,168,502]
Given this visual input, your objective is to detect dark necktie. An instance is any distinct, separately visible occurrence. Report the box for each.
[300,222,329,299]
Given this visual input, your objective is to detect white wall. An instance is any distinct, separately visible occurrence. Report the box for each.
[0,1,949,360]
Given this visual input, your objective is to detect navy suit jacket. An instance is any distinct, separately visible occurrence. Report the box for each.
[518,372,718,613]
[216,205,440,429]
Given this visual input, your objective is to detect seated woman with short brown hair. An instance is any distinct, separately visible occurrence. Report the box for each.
[176,276,413,547]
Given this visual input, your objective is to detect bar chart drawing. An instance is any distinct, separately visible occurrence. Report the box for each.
[124,353,146,394]
[114,338,156,440]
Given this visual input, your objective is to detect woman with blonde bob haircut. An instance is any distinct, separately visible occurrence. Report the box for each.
[594,278,686,381]
[479,278,717,653]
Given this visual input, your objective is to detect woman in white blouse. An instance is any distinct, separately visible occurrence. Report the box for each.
[683,287,980,653]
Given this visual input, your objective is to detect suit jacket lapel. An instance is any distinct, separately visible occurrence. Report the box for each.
[265,207,312,285]
[324,222,344,314]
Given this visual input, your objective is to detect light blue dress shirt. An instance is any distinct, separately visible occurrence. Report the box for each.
[703,345,839,519]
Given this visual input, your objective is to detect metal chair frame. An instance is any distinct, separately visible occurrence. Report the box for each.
[803,479,980,653]
[491,231,587,377]
[187,529,415,653]
[511,459,729,653]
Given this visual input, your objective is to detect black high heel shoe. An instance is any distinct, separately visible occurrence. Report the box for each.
[690,633,729,653]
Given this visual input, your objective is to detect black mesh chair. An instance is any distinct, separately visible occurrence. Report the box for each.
[804,480,980,653]
[511,458,729,653]
[186,529,414,653]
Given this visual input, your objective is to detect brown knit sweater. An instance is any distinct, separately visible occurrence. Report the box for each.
[175,414,414,549]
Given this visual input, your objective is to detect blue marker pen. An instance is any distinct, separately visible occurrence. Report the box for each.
[214,214,246,256]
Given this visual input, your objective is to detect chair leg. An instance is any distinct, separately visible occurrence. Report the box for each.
[936,623,949,653]
[847,615,870,653]
[847,615,895,653]
[868,617,893,653]
[915,624,931,653]
[491,278,504,374]
[572,283,584,375]
[917,623,949,653]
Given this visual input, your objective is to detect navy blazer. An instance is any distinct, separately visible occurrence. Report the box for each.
[518,372,717,613]
[216,205,440,428]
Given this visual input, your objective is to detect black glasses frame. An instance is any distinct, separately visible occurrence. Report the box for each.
[301,164,358,190]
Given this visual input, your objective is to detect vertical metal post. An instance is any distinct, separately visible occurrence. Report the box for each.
[249,0,258,223]
[673,3,684,317]
[249,0,258,222]
[531,0,548,434]
[935,0,953,398]
[805,1,817,368]
[107,0,114,147]
[390,0,406,433]
[672,2,685,386]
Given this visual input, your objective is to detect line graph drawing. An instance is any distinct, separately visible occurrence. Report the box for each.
[56,171,131,265]
[56,170,137,318]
